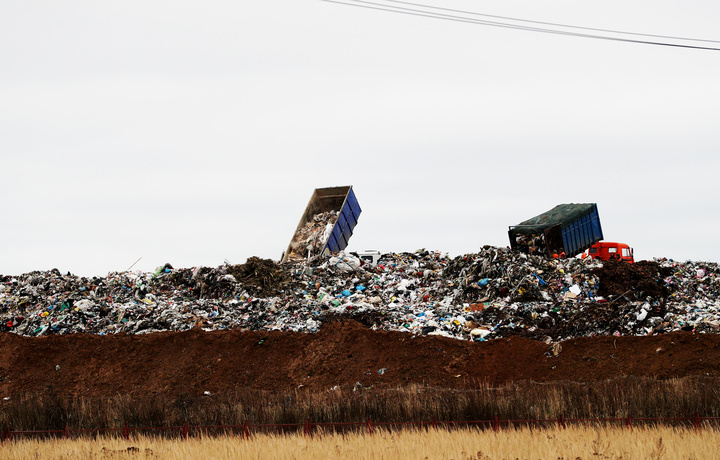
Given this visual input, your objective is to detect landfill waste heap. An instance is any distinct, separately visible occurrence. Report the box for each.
[1,247,719,342]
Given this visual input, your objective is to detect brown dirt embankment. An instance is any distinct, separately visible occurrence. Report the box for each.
[0,321,717,399]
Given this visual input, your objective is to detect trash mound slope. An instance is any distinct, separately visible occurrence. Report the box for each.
[1,246,718,342]
[1,321,718,400]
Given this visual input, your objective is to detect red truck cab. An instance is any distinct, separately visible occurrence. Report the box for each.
[588,242,634,263]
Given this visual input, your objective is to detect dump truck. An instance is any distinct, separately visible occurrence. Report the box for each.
[509,203,634,262]
[508,203,604,258]
[281,186,362,263]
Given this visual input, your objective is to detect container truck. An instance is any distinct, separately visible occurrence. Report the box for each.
[508,203,633,262]
[508,203,604,258]
[281,186,362,263]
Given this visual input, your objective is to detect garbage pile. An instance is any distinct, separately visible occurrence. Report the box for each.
[284,211,338,262]
[1,247,719,342]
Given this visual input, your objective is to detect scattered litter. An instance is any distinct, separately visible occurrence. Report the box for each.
[551,343,562,356]
[1,247,719,342]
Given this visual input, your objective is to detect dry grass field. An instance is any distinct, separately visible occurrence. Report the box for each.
[4,376,719,431]
[0,425,718,459]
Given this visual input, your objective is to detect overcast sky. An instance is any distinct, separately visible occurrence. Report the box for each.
[2,1,719,277]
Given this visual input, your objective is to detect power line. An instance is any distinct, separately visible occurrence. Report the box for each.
[321,0,720,51]
[382,0,720,45]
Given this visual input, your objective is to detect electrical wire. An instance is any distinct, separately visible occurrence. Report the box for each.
[321,0,720,51]
[382,0,720,45]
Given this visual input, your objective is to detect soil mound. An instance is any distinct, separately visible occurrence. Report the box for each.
[226,257,289,296]
[592,259,672,301]
[1,321,717,400]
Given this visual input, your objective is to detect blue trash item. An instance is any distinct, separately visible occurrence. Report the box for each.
[532,274,547,286]
[342,289,352,297]
[356,284,366,292]
[282,186,362,263]
[478,278,490,287]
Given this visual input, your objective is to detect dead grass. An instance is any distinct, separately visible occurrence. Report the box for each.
[2,375,719,431]
[0,425,717,459]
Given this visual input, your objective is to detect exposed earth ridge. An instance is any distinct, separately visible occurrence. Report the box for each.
[1,320,717,400]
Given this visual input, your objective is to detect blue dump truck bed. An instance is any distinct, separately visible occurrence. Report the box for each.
[282,186,362,263]
[508,203,603,258]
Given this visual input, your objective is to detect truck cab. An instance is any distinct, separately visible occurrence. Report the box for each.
[353,250,382,265]
[588,242,634,263]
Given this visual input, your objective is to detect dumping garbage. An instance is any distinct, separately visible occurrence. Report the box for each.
[1,247,718,342]
[282,186,361,264]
